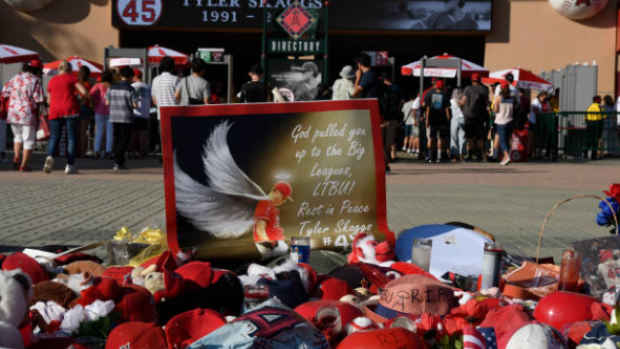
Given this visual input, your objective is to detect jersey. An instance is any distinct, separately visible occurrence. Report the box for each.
[188,305,330,349]
[254,200,284,242]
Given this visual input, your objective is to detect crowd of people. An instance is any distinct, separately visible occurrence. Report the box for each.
[1,51,616,174]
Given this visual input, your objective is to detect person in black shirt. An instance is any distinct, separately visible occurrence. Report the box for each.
[424,80,451,163]
[238,65,271,103]
[381,73,404,170]
[353,53,380,99]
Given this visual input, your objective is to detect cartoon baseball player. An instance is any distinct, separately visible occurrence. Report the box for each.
[174,121,298,260]
[254,182,294,258]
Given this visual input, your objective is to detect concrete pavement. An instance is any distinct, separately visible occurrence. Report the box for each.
[1,153,619,261]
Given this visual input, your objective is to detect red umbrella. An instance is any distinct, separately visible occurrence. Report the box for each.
[482,68,554,93]
[43,56,104,77]
[0,43,40,64]
[148,45,189,66]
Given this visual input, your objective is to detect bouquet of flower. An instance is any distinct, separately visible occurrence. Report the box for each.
[597,184,620,234]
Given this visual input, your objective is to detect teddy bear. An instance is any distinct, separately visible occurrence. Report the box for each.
[131,264,184,302]
[0,269,33,349]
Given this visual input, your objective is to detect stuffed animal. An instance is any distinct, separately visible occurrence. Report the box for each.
[0,269,33,349]
[131,265,184,302]
[63,260,106,277]
[347,233,395,268]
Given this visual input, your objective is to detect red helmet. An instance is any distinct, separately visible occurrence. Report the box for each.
[336,328,426,349]
[533,291,599,331]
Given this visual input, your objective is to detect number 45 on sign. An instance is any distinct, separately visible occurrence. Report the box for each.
[118,0,163,26]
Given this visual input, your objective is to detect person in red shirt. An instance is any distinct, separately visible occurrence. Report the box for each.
[44,61,89,174]
[254,181,294,259]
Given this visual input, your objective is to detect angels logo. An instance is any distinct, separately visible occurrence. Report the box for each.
[174,121,294,259]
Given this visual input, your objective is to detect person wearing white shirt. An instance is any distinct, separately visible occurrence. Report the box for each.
[450,88,467,162]
[494,73,519,99]
[401,93,420,154]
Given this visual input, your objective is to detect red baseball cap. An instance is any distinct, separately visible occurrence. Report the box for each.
[318,277,355,301]
[154,271,185,302]
[176,261,212,291]
[102,266,134,286]
[471,73,480,82]
[165,308,226,349]
[133,68,143,79]
[336,327,426,349]
[78,276,119,306]
[2,252,49,285]
[28,59,42,69]
[435,80,444,89]
[500,81,510,89]
[106,322,167,349]
[273,182,294,202]
[115,285,157,323]
[295,300,363,328]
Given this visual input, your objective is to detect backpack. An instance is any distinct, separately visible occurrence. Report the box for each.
[463,86,487,119]
[378,83,399,117]
[513,98,529,130]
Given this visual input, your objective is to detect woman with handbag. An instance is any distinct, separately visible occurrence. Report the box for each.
[0,60,45,172]
[44,60,90,174]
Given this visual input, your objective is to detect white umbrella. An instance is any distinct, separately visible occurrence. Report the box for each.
[401,54,489,78]
[0,43,40,64]
[483,68,554,93]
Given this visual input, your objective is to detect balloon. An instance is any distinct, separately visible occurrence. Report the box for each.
[548,0,610,20]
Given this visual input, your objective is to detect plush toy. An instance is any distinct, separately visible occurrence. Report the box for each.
[0,269,33,349]
[63,261,106,277]
[131,265,184,302]
[347,233,396,268]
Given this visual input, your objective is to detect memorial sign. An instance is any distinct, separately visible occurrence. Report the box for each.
[161,100,393,260]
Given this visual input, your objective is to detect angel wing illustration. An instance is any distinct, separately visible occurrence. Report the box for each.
[174,121,270,239]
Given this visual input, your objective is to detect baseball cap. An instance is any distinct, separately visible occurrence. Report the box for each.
[505,323,566,349]
[102,266,134,286]
[165,308,226,349]
[176,261,212,291]
[273,182,294,202]
[365,274,456,323]
[533,291,599,331]
[133,68,142,79]
[257,277,308,309]
[153,271,186,302]
[471,73,480,82]
[479,304,533,349]
[336,328,426,349]
[106,321,168,349]
[296,61,319,75]
[294,300,363,328]
[115,284,157,323]
[2,252,49,285]
[318,277,355,301]
[27,59,42,69]
[500,81,510,89]
[78,276,119,306]
[435,80,444,89]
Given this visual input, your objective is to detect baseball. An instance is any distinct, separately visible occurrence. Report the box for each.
[3,0,53,11]
[548,0,609,20]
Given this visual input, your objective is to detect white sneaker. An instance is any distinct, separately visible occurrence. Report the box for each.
[402,146,407,151]
[500,158,511,166]
[43,156,53,174]
[64,165,78,174]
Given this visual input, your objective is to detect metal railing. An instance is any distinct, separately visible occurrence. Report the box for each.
[530,112,620,160]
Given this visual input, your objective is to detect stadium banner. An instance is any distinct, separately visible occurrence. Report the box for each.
[161,100,394,260]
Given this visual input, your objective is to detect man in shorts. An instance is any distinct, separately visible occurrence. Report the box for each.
[461,74,490,161]
[401,92,420,155]
[424,80,450,163]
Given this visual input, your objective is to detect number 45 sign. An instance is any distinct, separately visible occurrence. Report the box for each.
[117,0,163,26]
